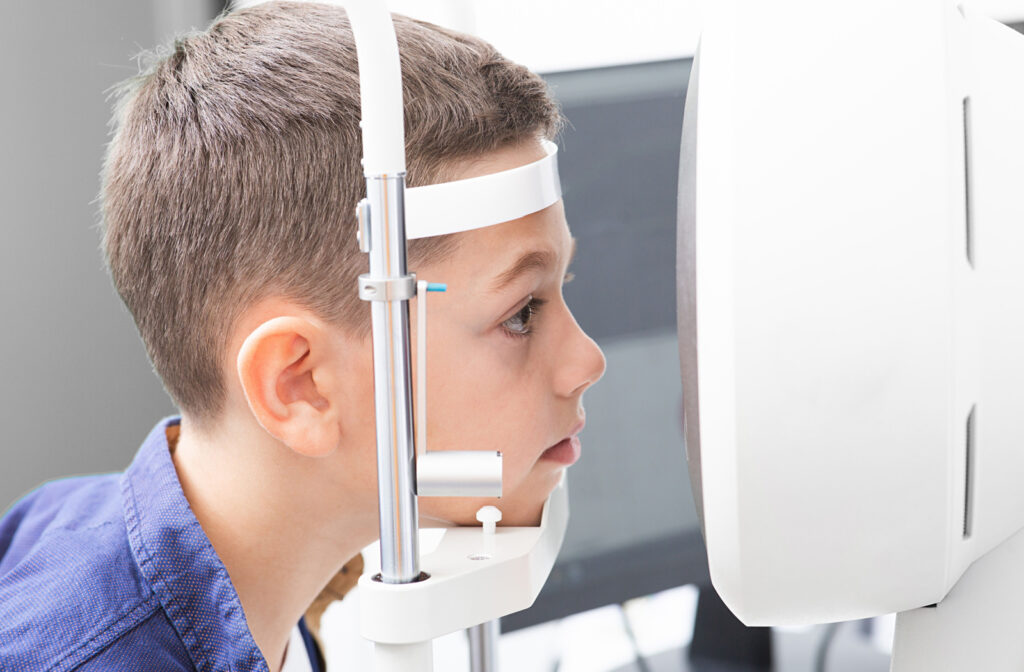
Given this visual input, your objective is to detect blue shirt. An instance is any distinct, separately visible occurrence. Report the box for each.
[0,417,323,672]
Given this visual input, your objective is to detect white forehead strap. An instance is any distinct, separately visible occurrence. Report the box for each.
[403,139,562,240]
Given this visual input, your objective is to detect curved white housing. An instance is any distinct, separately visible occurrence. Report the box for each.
[405,139,562,239]
[345,0,406,175]
[679,0,1024,625]
[360,476,569,643]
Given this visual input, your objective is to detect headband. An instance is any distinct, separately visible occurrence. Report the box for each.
[403,139,562,239]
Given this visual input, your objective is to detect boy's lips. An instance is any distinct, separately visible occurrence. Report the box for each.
[540,419,586,466]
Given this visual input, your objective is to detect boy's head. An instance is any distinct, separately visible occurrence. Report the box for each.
[102,1,604,526]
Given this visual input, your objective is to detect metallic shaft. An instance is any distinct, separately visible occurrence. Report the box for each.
[366,173,420,583]
[467,620,500,672]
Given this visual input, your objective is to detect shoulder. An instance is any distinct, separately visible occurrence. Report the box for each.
[0,475,187,671]
[1,475,121,559]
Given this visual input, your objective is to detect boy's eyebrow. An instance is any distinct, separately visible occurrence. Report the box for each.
[489,237,577,293]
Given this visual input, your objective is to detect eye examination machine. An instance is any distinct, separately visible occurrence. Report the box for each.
[333,0,1024,670]
[678,0,1024,669]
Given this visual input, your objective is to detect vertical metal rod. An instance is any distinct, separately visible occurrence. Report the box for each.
[467,620,500,672]
[366,173,420,583]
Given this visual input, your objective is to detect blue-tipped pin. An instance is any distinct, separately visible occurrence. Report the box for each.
[426,283,447,292]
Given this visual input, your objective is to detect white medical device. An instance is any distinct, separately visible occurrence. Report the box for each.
[678,0,1024,668]
[342,2,567,670]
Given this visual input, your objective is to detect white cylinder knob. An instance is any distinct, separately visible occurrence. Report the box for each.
[476,506,502,536]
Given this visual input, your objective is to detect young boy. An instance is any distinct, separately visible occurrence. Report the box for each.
[0,2,604,671]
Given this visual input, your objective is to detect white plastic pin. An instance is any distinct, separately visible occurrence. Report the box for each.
[476,506,502,536]
[475,506,502,560]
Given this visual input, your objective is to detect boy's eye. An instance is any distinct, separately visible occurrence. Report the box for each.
[502,297,545,338]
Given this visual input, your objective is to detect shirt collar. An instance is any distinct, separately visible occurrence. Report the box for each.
[121,417,270,672]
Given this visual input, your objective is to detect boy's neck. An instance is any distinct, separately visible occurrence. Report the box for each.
[170,413,377,672]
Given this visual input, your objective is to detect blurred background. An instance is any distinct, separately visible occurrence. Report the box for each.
[2,2,1023,671]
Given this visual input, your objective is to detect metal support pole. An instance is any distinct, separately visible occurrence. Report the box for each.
[467,620,500,672]
[365,173,420,584]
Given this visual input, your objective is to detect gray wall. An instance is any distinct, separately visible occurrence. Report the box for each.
[1,2,213,510]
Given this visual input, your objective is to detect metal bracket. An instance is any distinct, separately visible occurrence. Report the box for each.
[356,198,372,253]
[359,273,417,302]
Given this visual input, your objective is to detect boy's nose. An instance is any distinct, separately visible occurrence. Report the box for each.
[555,316,606,399]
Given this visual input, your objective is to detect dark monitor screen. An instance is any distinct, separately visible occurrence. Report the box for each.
[505,58,705,631]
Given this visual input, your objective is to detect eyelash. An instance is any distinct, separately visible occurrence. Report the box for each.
[499,271,574,339]
[502,297,547,339]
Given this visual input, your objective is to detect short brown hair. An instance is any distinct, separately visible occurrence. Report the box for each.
[101,1,561,425]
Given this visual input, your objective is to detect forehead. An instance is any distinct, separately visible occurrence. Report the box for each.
[467,198,569,255]
[432,141,572,279]
[447,196,571,283]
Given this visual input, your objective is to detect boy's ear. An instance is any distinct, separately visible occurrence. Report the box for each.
[236,316,342,457]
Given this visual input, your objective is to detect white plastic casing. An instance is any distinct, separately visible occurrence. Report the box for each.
[404,140,561,239]
[345,0,405,175]
[360,476,568,644]
[679,0,1024,625]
